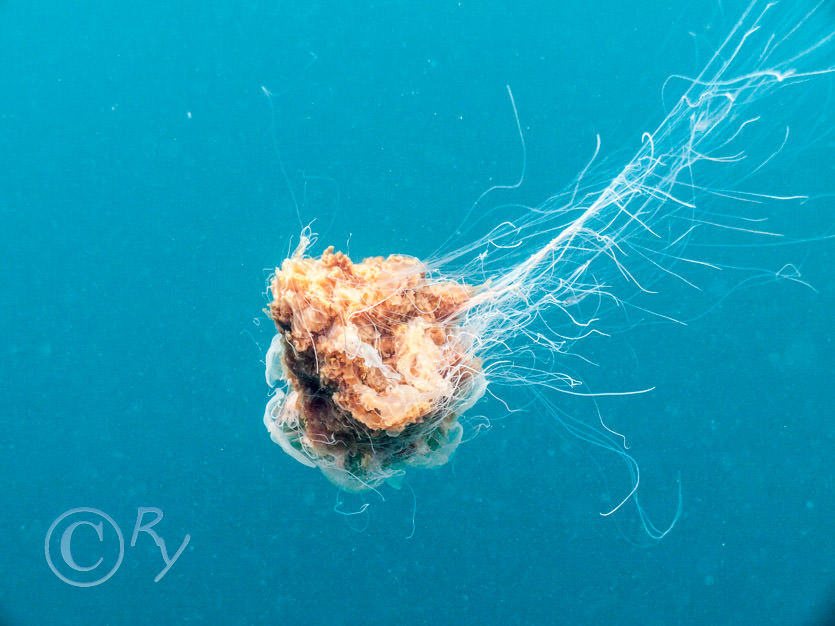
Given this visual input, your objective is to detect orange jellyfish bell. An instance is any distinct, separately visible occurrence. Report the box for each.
[263,239,486,491]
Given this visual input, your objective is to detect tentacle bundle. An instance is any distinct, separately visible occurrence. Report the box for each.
[264,240,486,490]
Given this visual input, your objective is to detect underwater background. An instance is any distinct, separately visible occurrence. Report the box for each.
[1,0,833,624]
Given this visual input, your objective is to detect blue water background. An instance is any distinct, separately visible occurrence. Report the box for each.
[1,1,833,624]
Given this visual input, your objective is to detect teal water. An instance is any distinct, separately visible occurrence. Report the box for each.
[2,1,834,624]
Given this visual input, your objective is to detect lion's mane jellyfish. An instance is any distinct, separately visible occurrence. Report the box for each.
[262,1,835,532]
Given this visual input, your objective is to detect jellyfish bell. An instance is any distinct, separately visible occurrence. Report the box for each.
[263,238,486,491]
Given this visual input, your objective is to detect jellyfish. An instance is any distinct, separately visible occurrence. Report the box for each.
[262,1,835,534]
